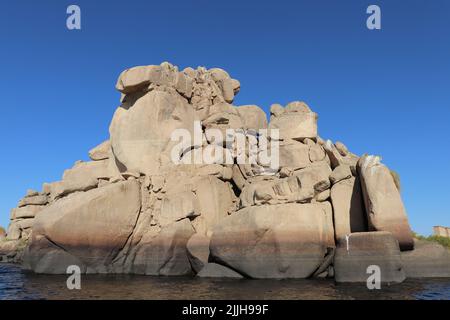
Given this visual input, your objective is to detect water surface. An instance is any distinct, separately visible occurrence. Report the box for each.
[1,264,449,300]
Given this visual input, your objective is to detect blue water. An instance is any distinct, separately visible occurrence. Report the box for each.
[1,264,449,300]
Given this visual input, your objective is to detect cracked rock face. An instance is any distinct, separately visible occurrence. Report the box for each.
[209,203,334,279]
[1,61,436,282]
[23,180,141,273]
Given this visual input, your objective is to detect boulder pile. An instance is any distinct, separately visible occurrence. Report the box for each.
[1,62,448,281]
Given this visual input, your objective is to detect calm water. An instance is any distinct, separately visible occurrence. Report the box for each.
[0,263,449,300]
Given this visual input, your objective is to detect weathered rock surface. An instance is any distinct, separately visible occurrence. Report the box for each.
[197,263,243,278]
[2,62,437,281]
[401,239,450,278]
[131,218,194,276]
[88,140,111,161]
[358,155,414,251]
[187,233,210,273]
[18,195,48,207]
[268,102,317,140]
[23,180,141,273]
[110,90,196,176]
[324,140,359,172]
[11,205,45,219]
[0,239,25,263]
[210,203,334,278]
[237,105,268,130]
[331,177,367,240]
[334,231,405,283]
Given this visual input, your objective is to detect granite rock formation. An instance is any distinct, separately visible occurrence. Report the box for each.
[1,62,447,282]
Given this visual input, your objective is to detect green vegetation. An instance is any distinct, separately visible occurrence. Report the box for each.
[413,232,450,249]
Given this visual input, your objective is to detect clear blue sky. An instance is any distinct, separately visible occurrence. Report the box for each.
[1,0,449,235]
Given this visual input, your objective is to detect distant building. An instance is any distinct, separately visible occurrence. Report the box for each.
[433,226,450,238]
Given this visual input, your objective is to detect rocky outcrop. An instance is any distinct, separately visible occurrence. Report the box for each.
[334,232,405,283]
[357,155,414,250]
[331,176,367,241]
[1,61,443,282]
[23,180,141,273]
[401,239,450,278]
[210,203,334,279]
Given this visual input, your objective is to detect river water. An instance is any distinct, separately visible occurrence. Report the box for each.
[0,263,449,300]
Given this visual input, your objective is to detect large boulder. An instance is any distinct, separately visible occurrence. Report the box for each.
[158,172,236,235]
[330,176,367,240]
[401,239,450,278]
[88,140,111,161]
[357,155,414,250]
[0,239,25,263]
[334,231,405,283]
[50,159,119,200]
[18,195,48,207]
[23,235,85,274]
[202,102,244,144]
[268,102,317,140]
[236,105,268,130]
[278,140,311,169]
[209,203,334,279]
[115,63,181,94]
[23,180,141,273]
[190,176,236,235]
[159,190,198,227]
[132,218,195,276]
[109,90,196,176]
[6,222,22,240]
[11,205,45,219]
[323,140,359,171]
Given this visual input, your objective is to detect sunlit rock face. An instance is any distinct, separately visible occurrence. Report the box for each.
[2,61,435,283]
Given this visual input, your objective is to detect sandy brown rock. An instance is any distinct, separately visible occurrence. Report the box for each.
[269,102,317,140]
[323,140,359,172]
[110,90,196,176]
[197,263,243,278]
[331,177,367,240]
[23,180,141,273]
[358,155,414,251]
[6,222,21,240]
[132,218,195,276]
[11,205,45,220]
[88,140,111,161]
[401,239,450,278]
[18,195,48,207]
[330,165,352,185]
[187,233,211,273]
[4,62,422,281]
[237,105,268,130]
[278,140,311,169]
[334,231,405,283]
[210,203,334,279]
